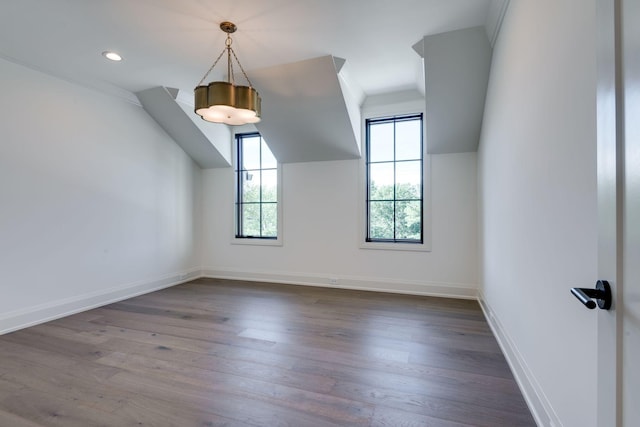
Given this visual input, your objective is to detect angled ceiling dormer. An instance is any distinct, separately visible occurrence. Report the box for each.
[413,26,492,154]
[250,55,363,163]
[136,87,231,169]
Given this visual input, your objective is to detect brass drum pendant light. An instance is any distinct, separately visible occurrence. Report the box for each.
[194,22,261,125]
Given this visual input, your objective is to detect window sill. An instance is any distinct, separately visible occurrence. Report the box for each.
[231,237,282,247]
[359,241,431,252]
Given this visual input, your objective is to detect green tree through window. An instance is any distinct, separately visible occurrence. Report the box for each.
[236,133,278,239]
[366,114,423,243]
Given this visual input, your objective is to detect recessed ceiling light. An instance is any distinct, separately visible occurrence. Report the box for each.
[102,51,122,61]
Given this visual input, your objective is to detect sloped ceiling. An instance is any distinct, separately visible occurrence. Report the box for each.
[414,26,492,154]
[0,0,504,165]
[136,87,231,168]
[252,56,362,163]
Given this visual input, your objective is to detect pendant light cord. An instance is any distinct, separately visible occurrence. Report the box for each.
[230,46,255,88]
[195,32,255,89]
[196,46,227,88]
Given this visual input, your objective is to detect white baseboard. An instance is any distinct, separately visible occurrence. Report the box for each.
[478,292,560,427]
[201,267,477,299]
[0,266,476,334]
[0,268,202,335]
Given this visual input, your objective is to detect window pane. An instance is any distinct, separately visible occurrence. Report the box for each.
[369,162,394,200]
[261,203,278,237]
[395,120,422,160]
[395,161,421,200]
[242,171,261,203]
[369,122,394,162]
[395,201,421,240]
[369,201,395,239]
[242,136,261,170]
[236,133,279,240]
[241,204,261,236]
[261,140,277,169]
[261,169,277,202]
[366,114,422,243]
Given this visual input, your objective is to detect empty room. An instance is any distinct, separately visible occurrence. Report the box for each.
[1,0,637,426]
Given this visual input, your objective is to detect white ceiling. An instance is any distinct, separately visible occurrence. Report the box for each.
[0,0,492,103]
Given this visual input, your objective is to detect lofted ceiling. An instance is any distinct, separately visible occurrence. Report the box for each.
[0,0,493,102]
[0,0,501,164]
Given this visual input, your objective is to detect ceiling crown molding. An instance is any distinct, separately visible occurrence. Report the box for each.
[486,0,511,47]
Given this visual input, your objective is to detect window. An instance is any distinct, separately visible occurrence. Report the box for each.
[235,132,278,239]
[366,114,423,243]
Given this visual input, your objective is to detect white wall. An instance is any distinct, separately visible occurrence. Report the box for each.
[0,58,202,333]
[201,152,478,297]
[478,1,597,426]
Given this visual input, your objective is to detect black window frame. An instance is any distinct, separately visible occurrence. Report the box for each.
[365,113,424,244]
[235,132,278,239]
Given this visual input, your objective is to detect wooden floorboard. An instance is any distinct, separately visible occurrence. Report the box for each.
[0,278,536,426]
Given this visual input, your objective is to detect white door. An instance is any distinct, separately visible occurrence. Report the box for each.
[596,0,639,425]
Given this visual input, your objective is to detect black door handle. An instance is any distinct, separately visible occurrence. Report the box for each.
[571,280,611,310]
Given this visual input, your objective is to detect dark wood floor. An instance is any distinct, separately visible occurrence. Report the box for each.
[0,278,535,427]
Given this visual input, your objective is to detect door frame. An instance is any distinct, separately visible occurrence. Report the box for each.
[596,0,623,425]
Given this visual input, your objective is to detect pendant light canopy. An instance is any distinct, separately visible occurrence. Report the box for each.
[194,22,261,125]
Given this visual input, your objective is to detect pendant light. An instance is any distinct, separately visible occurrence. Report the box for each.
[194,22,261,125]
